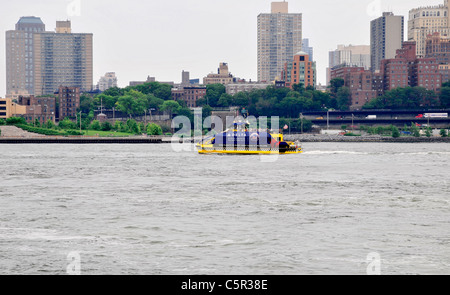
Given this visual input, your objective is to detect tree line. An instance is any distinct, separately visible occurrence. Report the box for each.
[78,80,450,125]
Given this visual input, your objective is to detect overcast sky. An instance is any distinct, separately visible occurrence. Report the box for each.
[0,0,444,96]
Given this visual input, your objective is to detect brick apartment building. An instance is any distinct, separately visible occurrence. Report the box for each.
[17,96,56,124]
[172,87,206,108]
[57,86,80,120]
[330,66,379,109]
[381,41,442,92]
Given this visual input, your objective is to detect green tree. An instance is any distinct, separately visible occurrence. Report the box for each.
[329,78,345,95]
[147,123,163,135]
[440,85,450,108]
[147,94,164,110]
[292,83,305,94]
[160,100,181,118]
[411,123,421,137]
[79,94,94,113]
[204,84,226,107]
[90,120,101,131]
[101,121,113,131]
[126,119,140,134]
[217,93,233,107]
[45,119,56,129]
[440,129,448,137]
[116,95,135,116]
[233,92,250,107]
[336,87,352,111]
[115,90,148,117]
[59,118,76,130]
[392,126,401,138]
[102,86,124,97]
[153,84,173,100]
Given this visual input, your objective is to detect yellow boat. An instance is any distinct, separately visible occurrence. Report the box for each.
[196,122,302,155]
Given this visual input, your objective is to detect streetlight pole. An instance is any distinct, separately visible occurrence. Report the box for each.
[79,111,82,135]
[327,109,330,130]
[352,113,354,133]
[300,113,304,134]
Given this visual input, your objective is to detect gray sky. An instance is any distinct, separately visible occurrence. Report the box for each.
[0,0,443,96]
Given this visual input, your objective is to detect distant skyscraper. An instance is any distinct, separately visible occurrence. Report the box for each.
[33,21,93,95]
[302,39,313,61]
[370,12,404,72]
[6,17,46,98]
[408,0,450,57]
[97,72,118,92]
[203,63,235,85]
[257,1,302,82]
[182,70,190,85]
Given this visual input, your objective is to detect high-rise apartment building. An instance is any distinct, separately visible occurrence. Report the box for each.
[34,21,93,95]
[327,44,371,84]
[370,12,404,72]
[281,51,316,89]
[408,0,450,57]
[5,17,46,98]
[257,1,302,82]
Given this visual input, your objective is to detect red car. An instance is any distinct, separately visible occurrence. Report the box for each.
[415,114,424,118]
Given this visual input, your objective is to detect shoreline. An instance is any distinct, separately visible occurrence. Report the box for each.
[283,134,450,143]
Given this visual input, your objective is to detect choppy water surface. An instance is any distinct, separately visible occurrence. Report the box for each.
[0,142,449,275]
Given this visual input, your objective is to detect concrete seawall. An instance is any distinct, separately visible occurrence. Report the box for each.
[0,137,163,144]
[284,134,450,143]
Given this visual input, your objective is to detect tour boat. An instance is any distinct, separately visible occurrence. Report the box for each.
[196,121,302,155]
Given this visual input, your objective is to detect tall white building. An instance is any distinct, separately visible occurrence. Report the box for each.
[408,0,450,57]
[327,45,371,85]
[370,12,404,72]
[257,1,302,82]
[97,72,118,91]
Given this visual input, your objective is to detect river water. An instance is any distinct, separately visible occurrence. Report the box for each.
[0,142,449,275]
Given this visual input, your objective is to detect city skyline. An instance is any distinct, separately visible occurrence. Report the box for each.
[0,0,443,97]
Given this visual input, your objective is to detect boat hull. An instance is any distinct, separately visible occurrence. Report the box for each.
[196,144,302,155]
